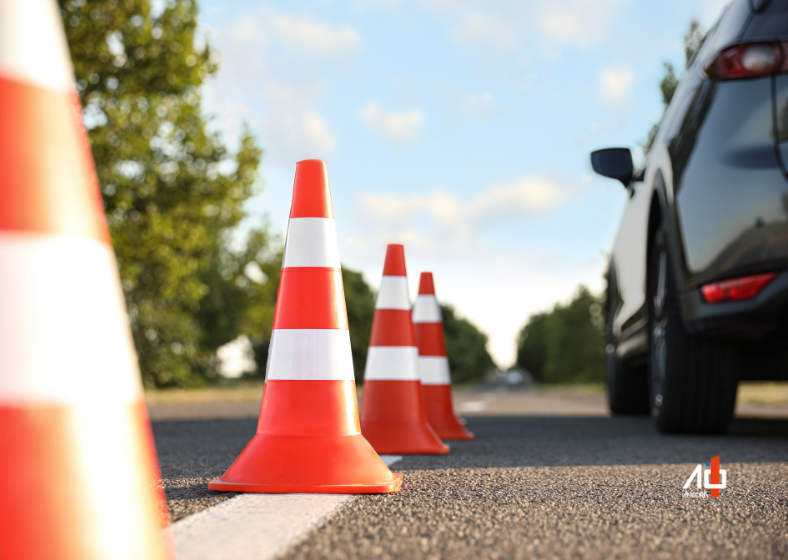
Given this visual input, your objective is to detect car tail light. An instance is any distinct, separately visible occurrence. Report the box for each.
[701,272,777,303]
[704,42,788,80]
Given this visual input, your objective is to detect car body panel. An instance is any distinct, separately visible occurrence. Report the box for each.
[609,179,650,339]
[672,77,788,286]
[604,0,788,369]
[741,0,788,39]
[775,74,788,167]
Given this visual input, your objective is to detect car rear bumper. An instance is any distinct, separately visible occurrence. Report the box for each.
[679,269,788,339]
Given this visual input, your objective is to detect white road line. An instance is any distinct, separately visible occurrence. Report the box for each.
[172,455,402,560]
[457,400,486,413]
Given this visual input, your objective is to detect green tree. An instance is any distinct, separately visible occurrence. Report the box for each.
[660,62,679,107]
[60,0,265,387]
[197,225,283,379]
[514,312,550,382]
[643,19,706,154]
[515,286,605,384]
[231,265,377,382]
[342,267,377,384]
[335,269,495,385]
[441,304,496,384]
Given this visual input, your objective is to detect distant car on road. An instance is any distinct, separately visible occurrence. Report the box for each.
[591,0,788,434]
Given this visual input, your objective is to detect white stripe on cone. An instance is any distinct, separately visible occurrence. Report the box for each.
[0,234,141,405]
[375,277,411,310]
[281,218,340,269]
[418,356,451,385]
[412,295,442,323]
[0,0,75,93]
[265,329,354,381]
[363,347,420,380]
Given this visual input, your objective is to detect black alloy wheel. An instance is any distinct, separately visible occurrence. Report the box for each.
[647,227,739,434]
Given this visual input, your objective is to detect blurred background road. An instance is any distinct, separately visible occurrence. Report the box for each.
[151,382,788,559]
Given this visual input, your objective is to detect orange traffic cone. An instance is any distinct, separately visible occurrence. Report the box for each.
[209,160,401,494]
[360,245,449,455]
[413,273,475,440]
[0,1,172,558]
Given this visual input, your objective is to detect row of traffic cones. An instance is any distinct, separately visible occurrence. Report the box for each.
[209,160,474,494]
[1,0,475,556]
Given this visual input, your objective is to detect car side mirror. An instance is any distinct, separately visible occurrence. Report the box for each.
[590,148,633,187]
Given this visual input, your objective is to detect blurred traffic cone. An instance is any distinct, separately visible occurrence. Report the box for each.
[360,245,449,455]
[0,1,172,558]
[209,160,401,494]
[413,273,475,440]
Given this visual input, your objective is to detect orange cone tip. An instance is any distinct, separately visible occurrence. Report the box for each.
[360,245,450,455]
[0,1,172,558]
[413,273,475,440]
[209,160,401,494]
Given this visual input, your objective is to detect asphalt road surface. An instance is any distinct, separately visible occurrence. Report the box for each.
[151,390,788,559]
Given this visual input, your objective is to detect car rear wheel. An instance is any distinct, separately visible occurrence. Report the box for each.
[648,227,740,434]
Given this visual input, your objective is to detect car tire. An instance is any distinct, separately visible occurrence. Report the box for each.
[606,349,650,414]
[647,227,739,434]
[605,282,649,414]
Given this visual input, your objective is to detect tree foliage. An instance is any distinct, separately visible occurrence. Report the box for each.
[441,304,497,384]
[327,269,496,385]
[515,286,605,384]
[643,19,706,154]
[60,0,272,387]
[342,267,377,384]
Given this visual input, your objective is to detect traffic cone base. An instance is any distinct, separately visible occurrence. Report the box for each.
[208,433,402,494]
[210,381,401,493]
[360,380,450,454]
[422,385,475,440]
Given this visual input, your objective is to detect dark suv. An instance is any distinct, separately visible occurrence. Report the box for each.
[591,0,788,434]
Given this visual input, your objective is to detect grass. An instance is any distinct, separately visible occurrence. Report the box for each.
[738,382,788,406]
[144,380,787,406]
[530,382,605,395]
[144,381,264,405]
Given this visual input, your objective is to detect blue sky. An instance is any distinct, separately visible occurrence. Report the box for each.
[197,0,729,366]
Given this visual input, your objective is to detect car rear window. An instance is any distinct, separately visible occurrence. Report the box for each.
[741,0,788,41]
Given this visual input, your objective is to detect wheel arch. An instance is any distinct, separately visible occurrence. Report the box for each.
[646,169,693,329]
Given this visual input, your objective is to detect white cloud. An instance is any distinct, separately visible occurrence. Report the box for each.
[422,0,628,60]
[539,0,628,48]
[343,236,369,249]
[271,12,361,56]
[354,0,403,10]
[451,90,497,121]
[468,178,564,225]
[599,66,634,104]
[358,176,566,252]
[451,11,520,53]
[265,104,336,161]
[359,192,461,225]
[201,7,362,165]
[359,102,424,145]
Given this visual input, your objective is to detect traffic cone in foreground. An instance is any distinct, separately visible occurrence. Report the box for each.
[360,245,449,454]
[413,273,475,440]
[209,160,401,494]
[0,1,171,558]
